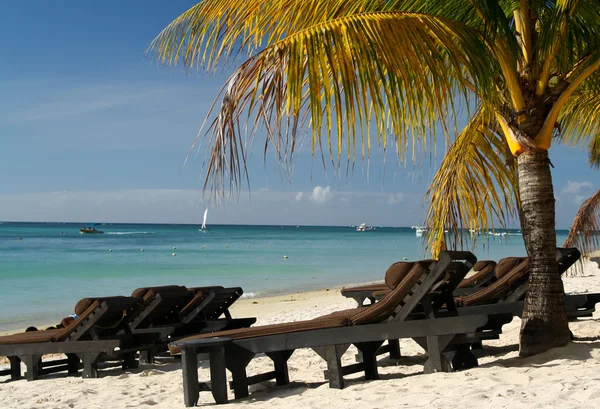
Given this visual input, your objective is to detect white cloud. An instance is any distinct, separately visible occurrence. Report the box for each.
[310,186,333,204]
[561,181,593,196]
[295,192,303,201]
[387,193,405,205]
[560,181,594,206]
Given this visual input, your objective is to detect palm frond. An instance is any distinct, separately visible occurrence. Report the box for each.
[558,80,600,168]
[149,0,408,71]
[196,11,496,197]
[564,189,600,256]
[424,105,519,258]
[589,137,600,168]
[536,1,600,81]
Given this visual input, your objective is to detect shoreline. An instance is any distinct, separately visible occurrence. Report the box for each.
[2,254,599,336]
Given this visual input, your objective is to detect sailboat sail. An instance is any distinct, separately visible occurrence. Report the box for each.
[201,209,208,230]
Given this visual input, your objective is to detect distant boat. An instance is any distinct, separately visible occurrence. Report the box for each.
[356,223,376,232]
[411,225,428,237]
[199,209,209,232]
[80,226,103,234]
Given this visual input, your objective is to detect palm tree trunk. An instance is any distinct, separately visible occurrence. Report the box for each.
[517,149,570,357]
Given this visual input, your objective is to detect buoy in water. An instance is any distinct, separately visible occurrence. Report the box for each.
[173,246,176,250]
[172,253,176,256]
[225,244,229,248]
[284,255,288,259]
[109,249,112,252]
[140,248,144,252]
[402,257,407,260]
[201,246,205,249]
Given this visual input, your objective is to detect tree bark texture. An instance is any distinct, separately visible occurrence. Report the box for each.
[517,149,570,356]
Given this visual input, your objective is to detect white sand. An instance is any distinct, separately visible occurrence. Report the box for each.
[1,258,599,409]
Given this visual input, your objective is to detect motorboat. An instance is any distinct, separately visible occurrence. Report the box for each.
[356,223,376,232]
[411,225,428,237]
[80,226,104,234]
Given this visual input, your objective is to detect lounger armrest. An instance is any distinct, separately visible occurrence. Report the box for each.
[171,337,233,352]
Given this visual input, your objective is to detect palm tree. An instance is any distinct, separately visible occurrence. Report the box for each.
[150,1,600,356]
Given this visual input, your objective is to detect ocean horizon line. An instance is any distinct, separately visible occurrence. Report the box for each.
[0,220,573,231]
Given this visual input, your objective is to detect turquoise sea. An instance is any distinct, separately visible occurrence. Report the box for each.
[0,222,569,332]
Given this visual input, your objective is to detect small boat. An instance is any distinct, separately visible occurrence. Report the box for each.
[199,209,209,232]
[80,226,103,234]
[411,225,428,237]
[356,223,376,232]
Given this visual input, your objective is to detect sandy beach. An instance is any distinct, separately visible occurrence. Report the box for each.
[1,256,599,409]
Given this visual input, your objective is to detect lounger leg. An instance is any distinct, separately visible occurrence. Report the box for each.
[209,344,229,404]
[81,352,101,378]
[139,349,155,364]
[388,339,401,359]
[19,354,41,381]
[423,336,451,374]
[355,342,379,380]
[324,345,345,389]
[8,356,21,380]
[268,350,293,386]
[67,353,80,375]
[228,362,249,399]
[122,352,138,370]
[471,341,483,350]
[226,347,254,400]
[181,347,200,407]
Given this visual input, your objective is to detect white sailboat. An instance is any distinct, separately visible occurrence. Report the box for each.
[199,209,209,232]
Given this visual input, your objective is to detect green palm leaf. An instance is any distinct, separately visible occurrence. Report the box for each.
[424,105,519,257]
[191,12,496,196]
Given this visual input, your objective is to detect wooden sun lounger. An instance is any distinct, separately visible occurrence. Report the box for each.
[342,259,497,306]
[170,251,500,406]
[129,285,256,363]
[0,296,154,381]
[360,247,596,362]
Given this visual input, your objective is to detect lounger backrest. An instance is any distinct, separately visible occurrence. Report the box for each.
[194,287,244,321]
[179,286,224,319]
[348,251,477,325]
[132,286,193,327]
[494,257,525,279]
[457,260,497,288]
[52,296,144,342]
[557,247,581,272]
[455,258,530,306]
[131,285,185,299]
[384,260,435,289]
[348,261,432,325]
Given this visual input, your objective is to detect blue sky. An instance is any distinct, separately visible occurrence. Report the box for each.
[0,1,597,227]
